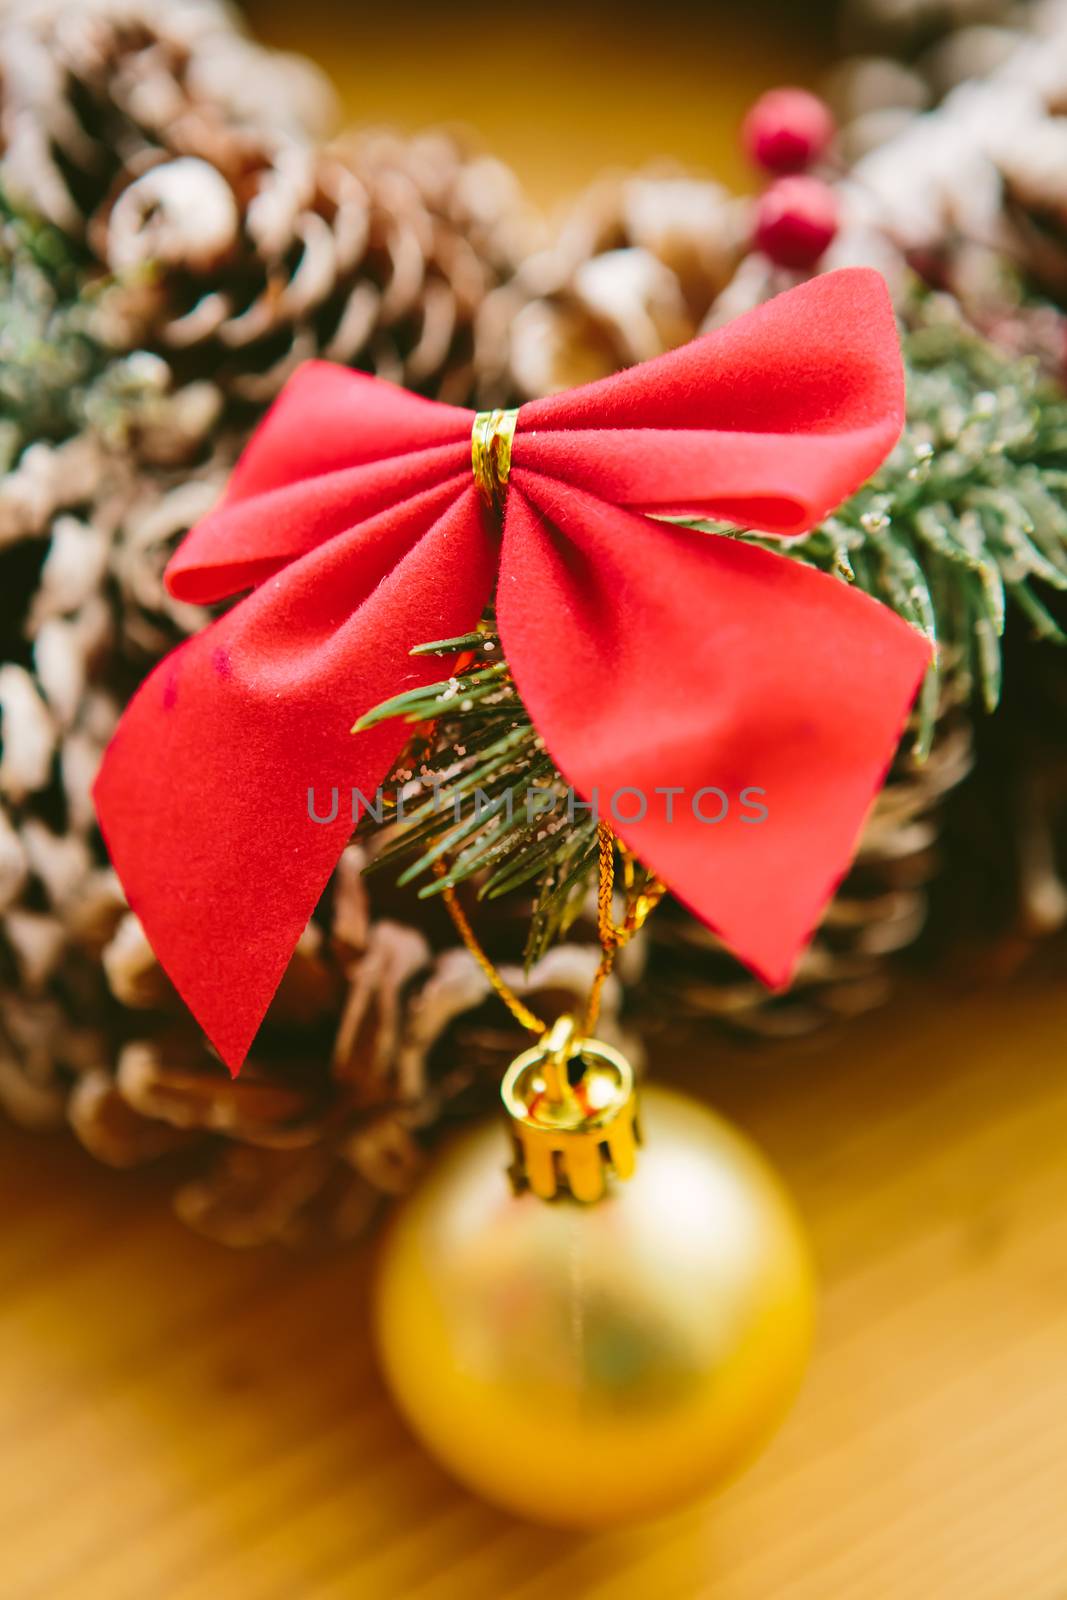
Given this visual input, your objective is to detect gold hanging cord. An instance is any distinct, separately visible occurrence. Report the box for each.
[433,823,664,1070]
[421,414,669,1098]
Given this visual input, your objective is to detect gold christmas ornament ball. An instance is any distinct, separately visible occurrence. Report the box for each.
[373,1085,816,1528]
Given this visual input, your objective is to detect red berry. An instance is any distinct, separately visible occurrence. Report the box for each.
[743,88,836,175]
[754,176,839,269]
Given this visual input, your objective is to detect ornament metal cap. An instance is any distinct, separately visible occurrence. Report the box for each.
[501,1014,639,1203]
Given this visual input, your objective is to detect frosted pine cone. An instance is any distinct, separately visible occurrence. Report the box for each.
[649,700,974,1036]
[824,2,1067,348]
[0,0,533,407]
[68,847,643,1248]
[479,169,748,399]
[0,0,568,1245]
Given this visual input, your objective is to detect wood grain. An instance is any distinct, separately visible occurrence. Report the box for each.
[5,10,1064,1595]
[3,972,1067,1599]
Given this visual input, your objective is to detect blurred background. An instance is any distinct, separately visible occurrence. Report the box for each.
[243,0,838,204]
[2,0,1067,1594]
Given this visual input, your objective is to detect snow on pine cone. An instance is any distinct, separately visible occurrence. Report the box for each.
[477,168,751,399]
[0,0,535,408]
[825,0,1067,356]
[67,845,643,1249]
[4,0,1058,1239]
[0,0,612,1246]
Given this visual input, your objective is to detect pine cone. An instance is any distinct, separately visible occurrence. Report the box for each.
[478,168,748,400]
[65,845,643,1247]
[649,699,974,1036]
[825,5,1067,356]
[0,0,533,409]
[839,0,1018,58]
[0,0,573,1245]
[6,0,1058,1241]
[828,0,1067,975]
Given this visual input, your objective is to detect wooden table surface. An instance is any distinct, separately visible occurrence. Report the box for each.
[4,970,1067,1599]
[5,7,1067,1596]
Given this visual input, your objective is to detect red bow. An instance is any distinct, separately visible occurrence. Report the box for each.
[94,269,930,1073]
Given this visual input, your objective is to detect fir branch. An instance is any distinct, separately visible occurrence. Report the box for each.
[714,307,1067,751]
[0,186,153,470]
[354,623,606,966]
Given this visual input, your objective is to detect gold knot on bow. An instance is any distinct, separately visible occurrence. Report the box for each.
[471,407,519,514]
